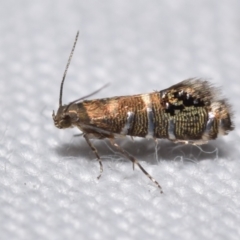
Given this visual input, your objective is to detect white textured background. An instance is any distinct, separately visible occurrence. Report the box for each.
[1,1,240,240]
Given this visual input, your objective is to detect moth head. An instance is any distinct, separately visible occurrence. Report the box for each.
[52,106,72,129]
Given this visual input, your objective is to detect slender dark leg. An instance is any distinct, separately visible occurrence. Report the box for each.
[110,140,163,193]
[83,134,103,179]
[154,139,159,162]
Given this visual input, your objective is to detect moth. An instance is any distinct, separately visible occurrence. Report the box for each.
[53,32,234,193]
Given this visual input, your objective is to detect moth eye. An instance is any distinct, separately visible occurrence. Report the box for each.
[58,114,72,128]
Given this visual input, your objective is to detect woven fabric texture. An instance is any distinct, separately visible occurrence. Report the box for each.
[0,1,240,240]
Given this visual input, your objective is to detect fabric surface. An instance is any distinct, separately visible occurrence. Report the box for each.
[0,1,240,240]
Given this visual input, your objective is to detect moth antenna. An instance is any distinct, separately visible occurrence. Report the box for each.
[59,31,79,106]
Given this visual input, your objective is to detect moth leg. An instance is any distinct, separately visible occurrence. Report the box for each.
[154,138,159,162]
[83,134,103,179]
[74,133,84,137]
[110,140,163,193]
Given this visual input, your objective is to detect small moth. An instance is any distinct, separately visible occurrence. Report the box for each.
[53,32,234,193]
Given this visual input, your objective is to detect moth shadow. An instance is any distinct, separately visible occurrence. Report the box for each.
[54,136,234,165]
